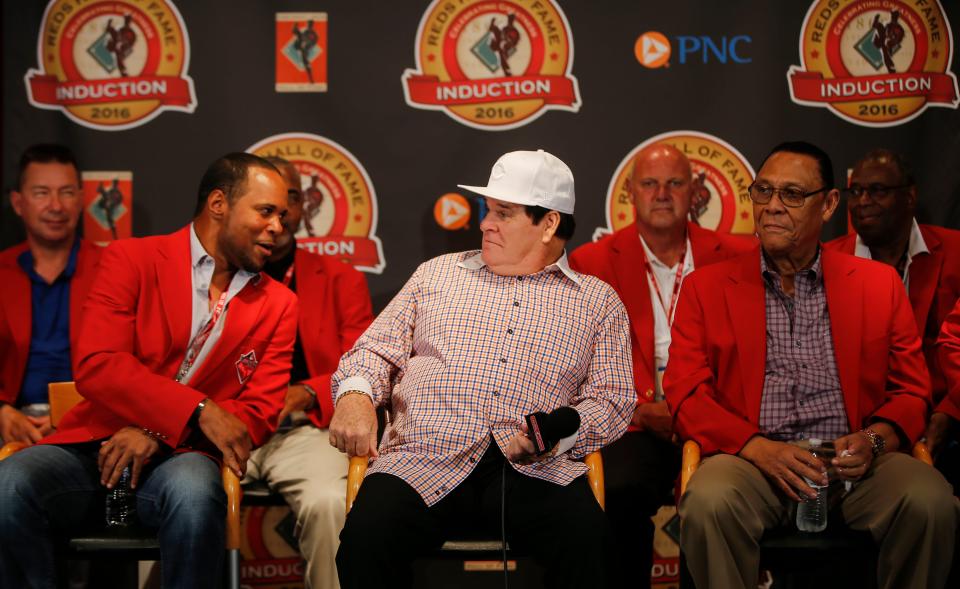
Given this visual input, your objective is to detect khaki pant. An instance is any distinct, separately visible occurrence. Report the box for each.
[246,426,349,589]
[680,452,959,589]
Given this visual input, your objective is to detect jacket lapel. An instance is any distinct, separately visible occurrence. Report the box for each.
[611,227,656,383]
[725,248,766,423]
[155,227,193,360]
[822,248,862,430]
[907,227,942,334]
[688,222,722,266]
[191,278,268,389]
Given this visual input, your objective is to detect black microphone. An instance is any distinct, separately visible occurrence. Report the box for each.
[525,406,580,455]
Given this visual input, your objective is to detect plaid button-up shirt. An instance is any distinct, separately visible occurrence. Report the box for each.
[334,251,635,505]
[758,250,849,442]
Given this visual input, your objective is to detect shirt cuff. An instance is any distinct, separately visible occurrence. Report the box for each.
[555,428,578,455]
[336,376,375,405]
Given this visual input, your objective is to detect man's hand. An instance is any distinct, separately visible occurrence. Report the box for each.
[198,400,252,478]
[505,423,558,465]
[0,404,44,445]
[98,426,160,489]
[632,401,675,442]
[277,384,316,425]
[924,412,954,457]
[739,436,827,502]
[26,414,55,437]
[328,393,378,457]
[832,431,875,481]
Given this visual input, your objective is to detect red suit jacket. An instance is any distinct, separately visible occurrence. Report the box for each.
[569,222,754,422]
[664,247,930,456]
[43,226,299,450]
[937,300,960,419]
[0,240,102,405]
[826,224,960,419]
[293,248,373,429]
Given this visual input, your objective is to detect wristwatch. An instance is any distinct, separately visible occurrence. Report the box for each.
[302,384,318,411]
[861,428,885,457]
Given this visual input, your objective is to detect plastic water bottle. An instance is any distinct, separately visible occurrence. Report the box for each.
[796,438,828,532]
[105,467,136,527]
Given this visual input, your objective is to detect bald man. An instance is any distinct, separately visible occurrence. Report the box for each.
[570,145,752,587]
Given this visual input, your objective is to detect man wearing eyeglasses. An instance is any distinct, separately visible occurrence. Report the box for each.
[825,149,960,473]
[666,141,957,589]
[0,144,102,445]
[569,144,751,587]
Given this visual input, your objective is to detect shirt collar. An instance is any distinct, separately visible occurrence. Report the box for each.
[17,238,81,283]
[190,222,260,285]
[853,218,929,261]
[457,250,582,285]
[637,233,692,270]
[760,246,823,283]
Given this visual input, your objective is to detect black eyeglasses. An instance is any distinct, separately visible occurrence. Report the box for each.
[748,182,826,208]
[841,183,911,201]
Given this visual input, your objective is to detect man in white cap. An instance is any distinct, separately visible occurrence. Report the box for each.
[329,149,635,589]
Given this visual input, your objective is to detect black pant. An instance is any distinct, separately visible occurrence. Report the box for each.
[337,442,615,589]
[602,430,681,589]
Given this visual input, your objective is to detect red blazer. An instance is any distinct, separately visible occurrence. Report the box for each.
[937,301,960,420]
[826,224,960,418]
[43,226,298,450]
[664,247,930,456]
[293,248,373,429]
[0,240,102,405]
[569,222,754,418]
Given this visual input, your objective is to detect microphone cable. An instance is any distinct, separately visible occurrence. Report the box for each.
[501,458,509,589]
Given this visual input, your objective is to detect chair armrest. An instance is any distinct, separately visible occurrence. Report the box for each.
[345,455,369,515]
[222,466,242,550]
[680,440,701,497]
[0,441,29,462]
[912,441,933,466]
[584,451,605,511]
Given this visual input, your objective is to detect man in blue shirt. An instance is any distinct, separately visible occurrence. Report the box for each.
[0,144,102,444]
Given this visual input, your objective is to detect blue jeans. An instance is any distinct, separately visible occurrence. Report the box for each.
[0,443,225,589]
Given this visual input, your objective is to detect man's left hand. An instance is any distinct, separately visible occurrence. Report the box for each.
[277,384,316,425]
[25,414,54,437]
[832,431,875,481]
[98,426,160,490]
[505,423,558,465]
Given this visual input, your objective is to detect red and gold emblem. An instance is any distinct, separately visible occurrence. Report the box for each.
[25,0,196,130]
[788,0,958,126]
[248,133,385,274]
[402,0,581,130]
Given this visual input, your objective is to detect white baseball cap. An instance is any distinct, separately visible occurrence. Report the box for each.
[458,149,575,214]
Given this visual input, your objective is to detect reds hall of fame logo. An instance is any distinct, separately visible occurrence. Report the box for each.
[595,131,755,241]
[25,0,196,131]
[248,133,385,274]
[788,0,958,127]
[402,0,581,130]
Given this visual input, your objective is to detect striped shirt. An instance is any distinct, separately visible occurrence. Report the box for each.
[758,250,848,442]
[334,251,634,505]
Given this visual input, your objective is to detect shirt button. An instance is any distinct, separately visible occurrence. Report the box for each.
[440,486,447,492]
[492,391,500,397]
[517,276,523,281]
[513,301,520,307]
[469,457,476,463]
[507,328,514,334]
[500,358,507,364]
[795,341,801,348]
[799,401,805,407]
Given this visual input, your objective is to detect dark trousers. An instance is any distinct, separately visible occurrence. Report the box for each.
[337,442,615,589]
[602,430,681,589]
[0,443,225,589]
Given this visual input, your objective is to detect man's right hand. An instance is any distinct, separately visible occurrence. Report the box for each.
[632,401,675,441]
[197,400,252,478]
[0,404,44,445]
[738,436,827,502]
[925,412,954,457]
[329,392,378,458]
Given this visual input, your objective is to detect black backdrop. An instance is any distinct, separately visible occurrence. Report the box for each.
[4,0,959,310]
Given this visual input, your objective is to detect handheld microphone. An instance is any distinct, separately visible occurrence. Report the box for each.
[525,406,580,455]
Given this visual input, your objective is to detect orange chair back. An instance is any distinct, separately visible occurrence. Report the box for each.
[48,381,83,428]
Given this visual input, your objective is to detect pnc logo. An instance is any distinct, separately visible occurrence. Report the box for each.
[434,193,471,231]
[635,31,752,68]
